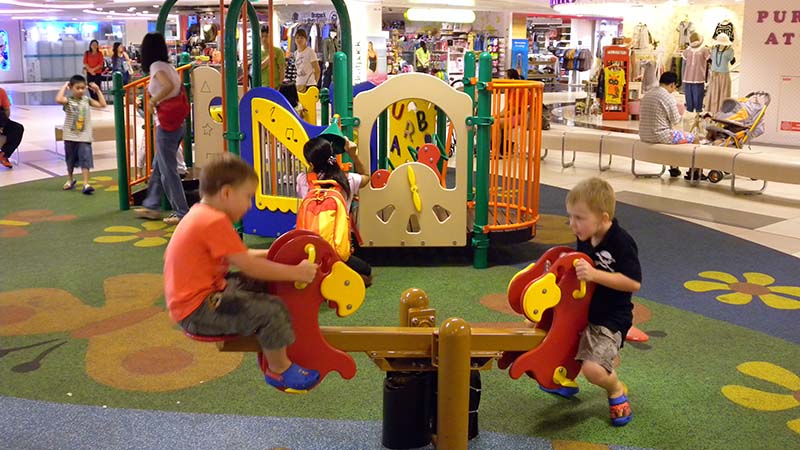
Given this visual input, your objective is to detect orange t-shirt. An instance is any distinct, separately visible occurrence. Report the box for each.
[163,203,248,322]
[84,51,105,75]
[0,88,10,109]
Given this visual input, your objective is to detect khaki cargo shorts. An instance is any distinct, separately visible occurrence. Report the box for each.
[575,324,623,373]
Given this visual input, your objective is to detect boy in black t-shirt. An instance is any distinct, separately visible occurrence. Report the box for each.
[565,178,641,427]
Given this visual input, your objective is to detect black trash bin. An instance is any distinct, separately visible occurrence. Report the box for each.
[430,370,482,440]
[382,371,435,449]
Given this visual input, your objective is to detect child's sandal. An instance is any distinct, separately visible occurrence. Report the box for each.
[63,180,77,190]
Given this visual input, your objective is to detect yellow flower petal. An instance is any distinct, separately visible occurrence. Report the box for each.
[721,385,800,411]
[788,418,800,434]
[736,362,800,391]
[684,280,730,292]
[0,220,30,227]
[104,225,141,234]
[94,235,139,243]
[698,271,739,284]
[716,292,752,305]
[769,285,800,298]
[758,294,800,310]
[134,237,167,247]
[743,272,775,287]
[141,221,167,231]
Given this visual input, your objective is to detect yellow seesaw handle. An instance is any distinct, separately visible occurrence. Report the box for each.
[294,243,317,290]
[573,259,587,299]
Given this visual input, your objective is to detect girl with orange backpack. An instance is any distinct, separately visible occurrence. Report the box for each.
[296,136,373,286]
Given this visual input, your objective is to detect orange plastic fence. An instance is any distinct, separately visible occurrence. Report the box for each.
[485,79,543,233]
[123,64,193,205]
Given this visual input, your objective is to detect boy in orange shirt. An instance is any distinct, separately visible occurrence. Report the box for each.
[164,154,320,393]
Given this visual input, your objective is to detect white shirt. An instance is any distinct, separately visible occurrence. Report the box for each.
[294,46,318,88]
[297,172,363,211]
[148,61,181,100]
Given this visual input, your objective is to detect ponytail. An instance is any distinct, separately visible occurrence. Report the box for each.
[303,137,351,198]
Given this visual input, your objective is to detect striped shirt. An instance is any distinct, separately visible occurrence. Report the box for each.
[638,86,680,145]
[62,96,93,143]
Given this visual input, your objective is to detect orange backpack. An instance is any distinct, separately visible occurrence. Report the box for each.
[296,176,352,261]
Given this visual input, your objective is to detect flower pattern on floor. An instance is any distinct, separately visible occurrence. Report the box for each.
[684,271,800,310]
[721,361,800,435]
[94,222,176,248]
[0,274,243,392]
[0,209,77,238]
[88,175,119,192]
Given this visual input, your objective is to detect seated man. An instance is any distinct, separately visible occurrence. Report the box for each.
[0,86,24,169]
[638,72,700,180]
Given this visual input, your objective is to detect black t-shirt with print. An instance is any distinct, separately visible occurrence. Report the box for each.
[576,218,642,335]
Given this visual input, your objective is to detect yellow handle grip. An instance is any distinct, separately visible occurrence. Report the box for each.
[294,243,317,290]
[572,259,587,299]
[407,166,422,213]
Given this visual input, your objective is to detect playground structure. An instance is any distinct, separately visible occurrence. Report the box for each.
[112,0,545,269]
[207,229,595,449]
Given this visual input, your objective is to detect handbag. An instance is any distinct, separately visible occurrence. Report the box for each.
[155,87,190,132]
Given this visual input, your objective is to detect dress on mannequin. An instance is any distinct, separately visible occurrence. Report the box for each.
[706,33,734,114]
[681,33,710,113]
[676,19,695,48]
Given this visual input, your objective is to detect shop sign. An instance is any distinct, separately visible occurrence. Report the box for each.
[550,0,576,7]
[779,121,800,132]
[756,10,799,45]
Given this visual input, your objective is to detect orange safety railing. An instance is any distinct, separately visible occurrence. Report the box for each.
[123,63,193,205]
[485,79,543,233]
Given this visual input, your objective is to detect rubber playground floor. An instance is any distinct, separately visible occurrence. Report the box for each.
[1,171,799,450]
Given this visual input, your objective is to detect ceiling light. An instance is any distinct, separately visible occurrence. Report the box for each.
[0,9,62,14]
[72,17,78,20]
[405,8,475,23]
[128,7,137,12]
[96,7,103,11]
[4,1,92,9]
[409,0,474,6]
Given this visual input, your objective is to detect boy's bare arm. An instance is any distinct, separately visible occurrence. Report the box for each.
[227,252,317,283]
[575,260,641,293]
[88,83,107,108]
[248,249,269,258]
[55,82,70,105]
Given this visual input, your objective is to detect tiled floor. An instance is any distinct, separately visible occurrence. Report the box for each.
[2,82,799,259]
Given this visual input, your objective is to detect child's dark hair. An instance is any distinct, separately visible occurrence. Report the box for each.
[303,137,351,198]
[278,83,300,108]
[200,153,258,197]
[69,74,87,86]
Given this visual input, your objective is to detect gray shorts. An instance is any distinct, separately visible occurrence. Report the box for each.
[179,273,295,350]
[64,141,94,170]
[575,324,623,373]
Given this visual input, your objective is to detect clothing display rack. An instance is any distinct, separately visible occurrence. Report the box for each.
[599,46,630,120]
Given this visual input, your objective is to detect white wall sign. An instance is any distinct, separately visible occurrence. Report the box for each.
[740,0,800,145]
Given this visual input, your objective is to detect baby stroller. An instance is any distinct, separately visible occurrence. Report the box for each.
[704,91,771,183]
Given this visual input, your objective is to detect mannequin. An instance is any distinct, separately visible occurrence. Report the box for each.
[706,33,735,114]
[681,32,710,114]
[321,30,339,89]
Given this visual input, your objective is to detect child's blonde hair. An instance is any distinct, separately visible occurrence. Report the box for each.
[200,153,258,197]
[566,177,616,220]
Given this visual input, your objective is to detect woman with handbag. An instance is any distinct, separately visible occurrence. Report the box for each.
[135,32,190,225]
[83,40,105,101]
[111,42,134,85]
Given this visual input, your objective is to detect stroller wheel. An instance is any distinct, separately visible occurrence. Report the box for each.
[708,170,724,184]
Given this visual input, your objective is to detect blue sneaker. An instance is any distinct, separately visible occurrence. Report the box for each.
[264,363,320,394]
[539,384,580,399]
[609,394,633,426]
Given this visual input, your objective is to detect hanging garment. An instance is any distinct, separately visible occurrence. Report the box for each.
[706,71,731,114]
[604,66,626,105]
[633,24,653,50]
[640,61,658,94]
[676,21,695,48]
[713,21,735,42]
[682,45,710,84]
[710,46,734,73]
[309,23,319,52]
